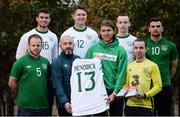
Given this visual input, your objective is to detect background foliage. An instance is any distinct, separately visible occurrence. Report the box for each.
[0,0,179,115]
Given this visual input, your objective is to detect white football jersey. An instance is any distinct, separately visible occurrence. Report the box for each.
[70,58,109,116]
[117,35,137,63]
[16,28,58,63]
[60,26,98,58]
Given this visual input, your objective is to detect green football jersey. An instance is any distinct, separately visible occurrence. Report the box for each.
[10,53,50,109]
[146,38,178,87]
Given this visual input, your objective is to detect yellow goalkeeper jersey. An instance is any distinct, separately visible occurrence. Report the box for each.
[125,59,162,109]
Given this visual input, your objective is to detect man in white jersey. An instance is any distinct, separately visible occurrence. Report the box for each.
[70,58,109,116]
[16,8,58,63]
[15,8,58,115]
[60,4,98,58]
[116,12,137,63]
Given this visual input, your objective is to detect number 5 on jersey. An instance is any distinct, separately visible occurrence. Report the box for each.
[36,68,41,76]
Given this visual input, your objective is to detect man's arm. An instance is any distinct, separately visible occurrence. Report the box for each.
[51,59,69,107]
[114,48,128,94]
[8,76,18,95]
[52,36,59,61]
[170,59,178,79]
[16,35,28,59]
[145,64,162,98]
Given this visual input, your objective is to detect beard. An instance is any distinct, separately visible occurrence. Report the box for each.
[64,48,73,55]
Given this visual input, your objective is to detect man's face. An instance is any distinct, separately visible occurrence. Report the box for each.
[149,21,164,37]
[116,16,131,33]
[133,41,146,59]
[28,37,42,57]
[60,36,74,55]
[72,9,87,26]
[100,26,115,44]
[36,13,51,28]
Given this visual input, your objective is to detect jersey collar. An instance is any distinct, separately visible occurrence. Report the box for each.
[116,34,130,39]
[35,27,48,34]
[73,26,87,32]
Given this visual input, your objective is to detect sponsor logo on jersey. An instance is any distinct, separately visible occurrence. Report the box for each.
[93,53,117,61]
[26,65,32,68]
[42,64,47,70]
[161,45,168,51]
[86,34,92,40]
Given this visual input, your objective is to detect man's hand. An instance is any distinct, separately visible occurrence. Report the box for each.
[136,93,146,99]
[64,102,72,113]
[108,93,116,104]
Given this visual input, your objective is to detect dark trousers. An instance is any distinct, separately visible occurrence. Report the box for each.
[18,106,50,116]
[58,108,108,116]
[58,107,72,116]
[107,91,124,116]
[124,106,154,116]
[92,110,109,116]
[48,78,54,116]
[84,110,109,116]
[154,86,172,116]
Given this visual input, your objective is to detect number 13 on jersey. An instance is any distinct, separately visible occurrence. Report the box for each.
[76,71,95,92]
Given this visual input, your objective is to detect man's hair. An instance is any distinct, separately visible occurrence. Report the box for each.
[148,17,163,26]
[60,35,74,44]
[98,20,116,40]
[28,34,42,45]
[117,11,131,22]
[36,8,50,17]
[133,38,147,47]
[72,4,87,14]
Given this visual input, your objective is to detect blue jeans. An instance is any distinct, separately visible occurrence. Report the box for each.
[18,106,50,116]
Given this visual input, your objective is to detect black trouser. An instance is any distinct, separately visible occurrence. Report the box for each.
[47,78,54,116]
[154,86,172,116]
[124,106,154,116]
[58,107,72,116]
[107,91,124,116]
[86,110,109,116]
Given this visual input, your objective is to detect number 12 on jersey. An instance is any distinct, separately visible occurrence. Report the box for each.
[76,71,95,92]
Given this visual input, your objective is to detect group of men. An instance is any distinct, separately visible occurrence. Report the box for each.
[8,3,178,116]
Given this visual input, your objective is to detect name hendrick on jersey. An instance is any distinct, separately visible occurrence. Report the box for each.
[70,58,109,116]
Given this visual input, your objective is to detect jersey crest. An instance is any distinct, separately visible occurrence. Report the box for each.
[127,41,133,47]
[161,45,168,51]
[42,64,47,70]
[86,34,93,40]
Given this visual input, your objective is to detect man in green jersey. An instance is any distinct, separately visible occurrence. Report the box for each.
[15,8,58,114]
[86,20,128,116]
[8,34,50,116]
[146,17,178,116]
